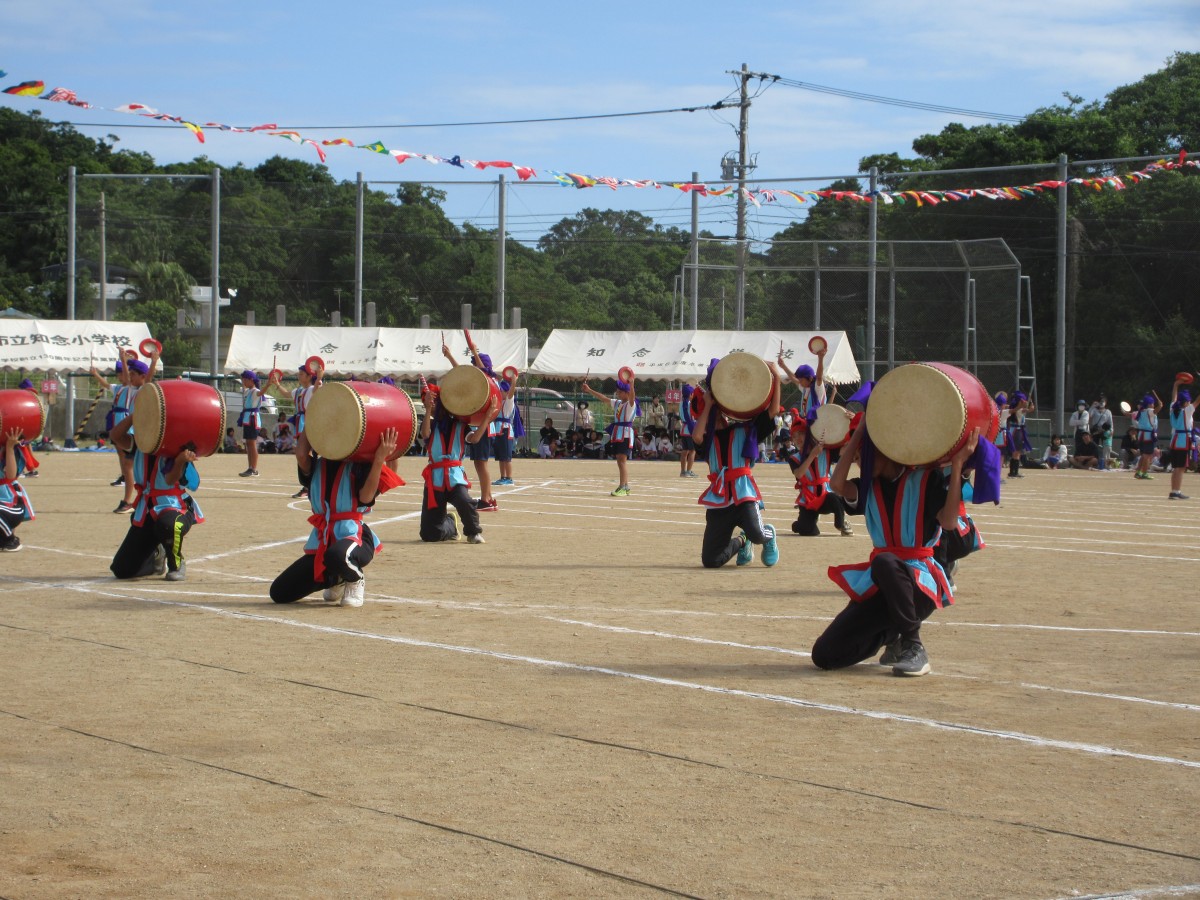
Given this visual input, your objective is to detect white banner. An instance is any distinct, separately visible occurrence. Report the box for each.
[528,330,861,384]
[0,319,153,373]
[224,326,529,377]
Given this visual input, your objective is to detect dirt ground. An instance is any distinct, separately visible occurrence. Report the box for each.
[1,448,1197,899]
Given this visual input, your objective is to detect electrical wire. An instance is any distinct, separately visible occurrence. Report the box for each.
[764,74,1024,122]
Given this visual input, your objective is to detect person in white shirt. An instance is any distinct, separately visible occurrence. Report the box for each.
[1042,434,1068,469]
[1088,397,1114,469]
[1068,400,1090,453]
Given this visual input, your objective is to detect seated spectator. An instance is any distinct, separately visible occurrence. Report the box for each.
[538,417,561,459]
[275,421,296,454]
[639,429,659,460]
[223,427,243,453]
[1069,431,1100,469]
[1119,427,1139,469]
[657,432,674,459]
[582,428,605,459]
[1043,434,1068,470]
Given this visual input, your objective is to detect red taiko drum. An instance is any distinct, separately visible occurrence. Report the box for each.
[709,352,774,422]
[438,365,501,426]
[132,380,226,458]
[865,362,999,466]
[811,403,852,448]
[305,381,416,462]
[0,389,46,447]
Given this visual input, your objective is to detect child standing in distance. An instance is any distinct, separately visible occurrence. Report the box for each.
[1004,391,1034,478]
[237,370,265,477]
[816,419,980,677]
[492,377,522,486]
[269,365,316,498]
[1167,378,1194,499]
[107,415,203,582]
[1133,392,1163,480]
[678,384,698,477]
[0,427,35,551]
[777,342,827,419]
[581,371,637,497]
[692,358,782,568]
[269,428,400,608]
[418,385,491,544]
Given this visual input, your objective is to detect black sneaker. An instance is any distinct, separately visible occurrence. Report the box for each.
[892,641,931,677]
[292,488,309,499]
[1,535,21,552]
[114,501,135,514]
[110,476,125,486]
[878,637,902,666]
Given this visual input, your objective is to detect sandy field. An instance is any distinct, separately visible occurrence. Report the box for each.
[1,449,1197,899]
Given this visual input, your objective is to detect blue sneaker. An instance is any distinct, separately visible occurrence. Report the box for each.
[735,530,753,566]
[761,524,779,567]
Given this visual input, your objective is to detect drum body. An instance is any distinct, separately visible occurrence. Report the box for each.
[0,390,46,447]
[865,362,999,466]
[811,404,852,448]
[133,381,226,458]
[305,381,416,462]
[709,352,773,421]
[439,365,501,426]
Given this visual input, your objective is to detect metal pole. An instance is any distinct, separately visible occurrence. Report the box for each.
[98,192,106,321]
[1055,154,1068,436]
[210,168,220,379]
[812,243,821,329]
[354,172,364,327]
[66,166,76,441]
[496,173,507,325]
[690,170,700,329]
[735,63,749,331]
[866,166,879,381]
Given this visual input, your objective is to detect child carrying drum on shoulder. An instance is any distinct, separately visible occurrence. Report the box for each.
[777,342,827,419]
[92,348,158,512]
[692,358,782,568]
[269,427,402,608]
[678,384,698,478]
[814,419,983,678]
[418,383,494,544]
[1,427,35,551]
[237,369,266,477]
[1167,377,1194,499]
[1133,391,1163,480]
[107,415,203,583]
[581,371,637,497]
[441,336,500,512]
[786,410,853,538]
[14,379,41,478]
[1004,391,1033,478]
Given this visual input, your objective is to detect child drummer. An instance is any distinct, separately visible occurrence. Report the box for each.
[418,384,493,544]
[107,415,203,582]
[441,335,500,512]
[581,371,637,497]
[814,415,983,677]
[92,351,156,512]
[777,341,827,418]
[1,427,35,551]
[787,412,853,537]
[692,357,782,568]
[269,427,401,608]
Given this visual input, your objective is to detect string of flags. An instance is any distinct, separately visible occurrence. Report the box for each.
[2,73,1195,208]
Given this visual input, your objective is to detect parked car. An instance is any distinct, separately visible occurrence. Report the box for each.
[515,387,580,446]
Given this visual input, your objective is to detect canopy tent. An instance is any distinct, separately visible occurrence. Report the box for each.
[0,319,152,373]
[224,326,528,377]
[528,330,861,384]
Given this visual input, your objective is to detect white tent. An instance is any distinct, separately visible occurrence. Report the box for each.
[528,330,861,384]
[0,319,153,373]
[223,326,528,377]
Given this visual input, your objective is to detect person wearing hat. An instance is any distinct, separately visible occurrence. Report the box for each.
[777,342,828,420]
[417,382,489,544]
[1004,391,1034,479]
[581,372,637,497]
[269,427,401,608]
[93,353,154,512]
[442,337,500,512]
[0,426,35,551]
[237,370,265,477]
[107,414,204,583]
[1088,397,1114,469]
[787,411,853,537]
[1167,378,1194,499]
[692,357,782,568]
[1132,391,1162,480]
[491,376,522,487]
[678,384,698,477]
[269,364,319,498]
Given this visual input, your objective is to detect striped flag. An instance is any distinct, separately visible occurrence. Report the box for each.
[43,86,90,107]
[3,80,44,96]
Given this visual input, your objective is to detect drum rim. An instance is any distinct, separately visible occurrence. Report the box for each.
[0,390,47,445]
[710,351,773,418]
[391,389,417,459]
[316,382,368,461]
[866,362,968,465]
[134,381,168,455]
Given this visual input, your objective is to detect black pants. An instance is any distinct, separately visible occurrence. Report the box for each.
[811,554,937,669]
[0,508,23,541]
[934,522,979,569]
[270,530,377,604]
[111,508,196,578]
[419,484,481,542]
[793,494,846,535]
[701,502,769,568]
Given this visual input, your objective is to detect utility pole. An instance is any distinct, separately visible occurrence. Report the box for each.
[734,63,750,331]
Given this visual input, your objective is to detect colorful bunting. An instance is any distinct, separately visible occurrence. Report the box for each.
[0,69,1195,209]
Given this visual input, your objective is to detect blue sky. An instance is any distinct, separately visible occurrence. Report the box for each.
[1,0,1195,244]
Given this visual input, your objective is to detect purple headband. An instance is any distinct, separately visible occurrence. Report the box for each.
[298,365,309,374]
[18,378,33,390]
[681,384,695,397]
[794,364,815,382]
[1012,391,1028,403]
[993,392,1007,406]
[1175,390,1191,407]
[115,359,124,372]
[378,376,395,386]
[1142,394,1156,408]
[127,360,149,375]
[476,353,494,375]
[704,357,720,387]
[240,369,260,384]
[615,380,631,393]
[499,379,511,392]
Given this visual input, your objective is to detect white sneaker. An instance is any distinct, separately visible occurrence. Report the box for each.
[341,578,365,607]
[322,582,346,603]
[468,533,486,544]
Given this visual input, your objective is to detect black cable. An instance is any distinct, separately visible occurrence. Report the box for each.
[769,75,1024,122]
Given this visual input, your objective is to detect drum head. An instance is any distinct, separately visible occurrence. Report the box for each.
[306,382,366,461]
[710,352,773,420]
[439,365,491,418]
[132,382,167,455]
[1119,401,1132,414]
[866,364,967,466]
[808,335,828,355]
[812,404,851,447]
